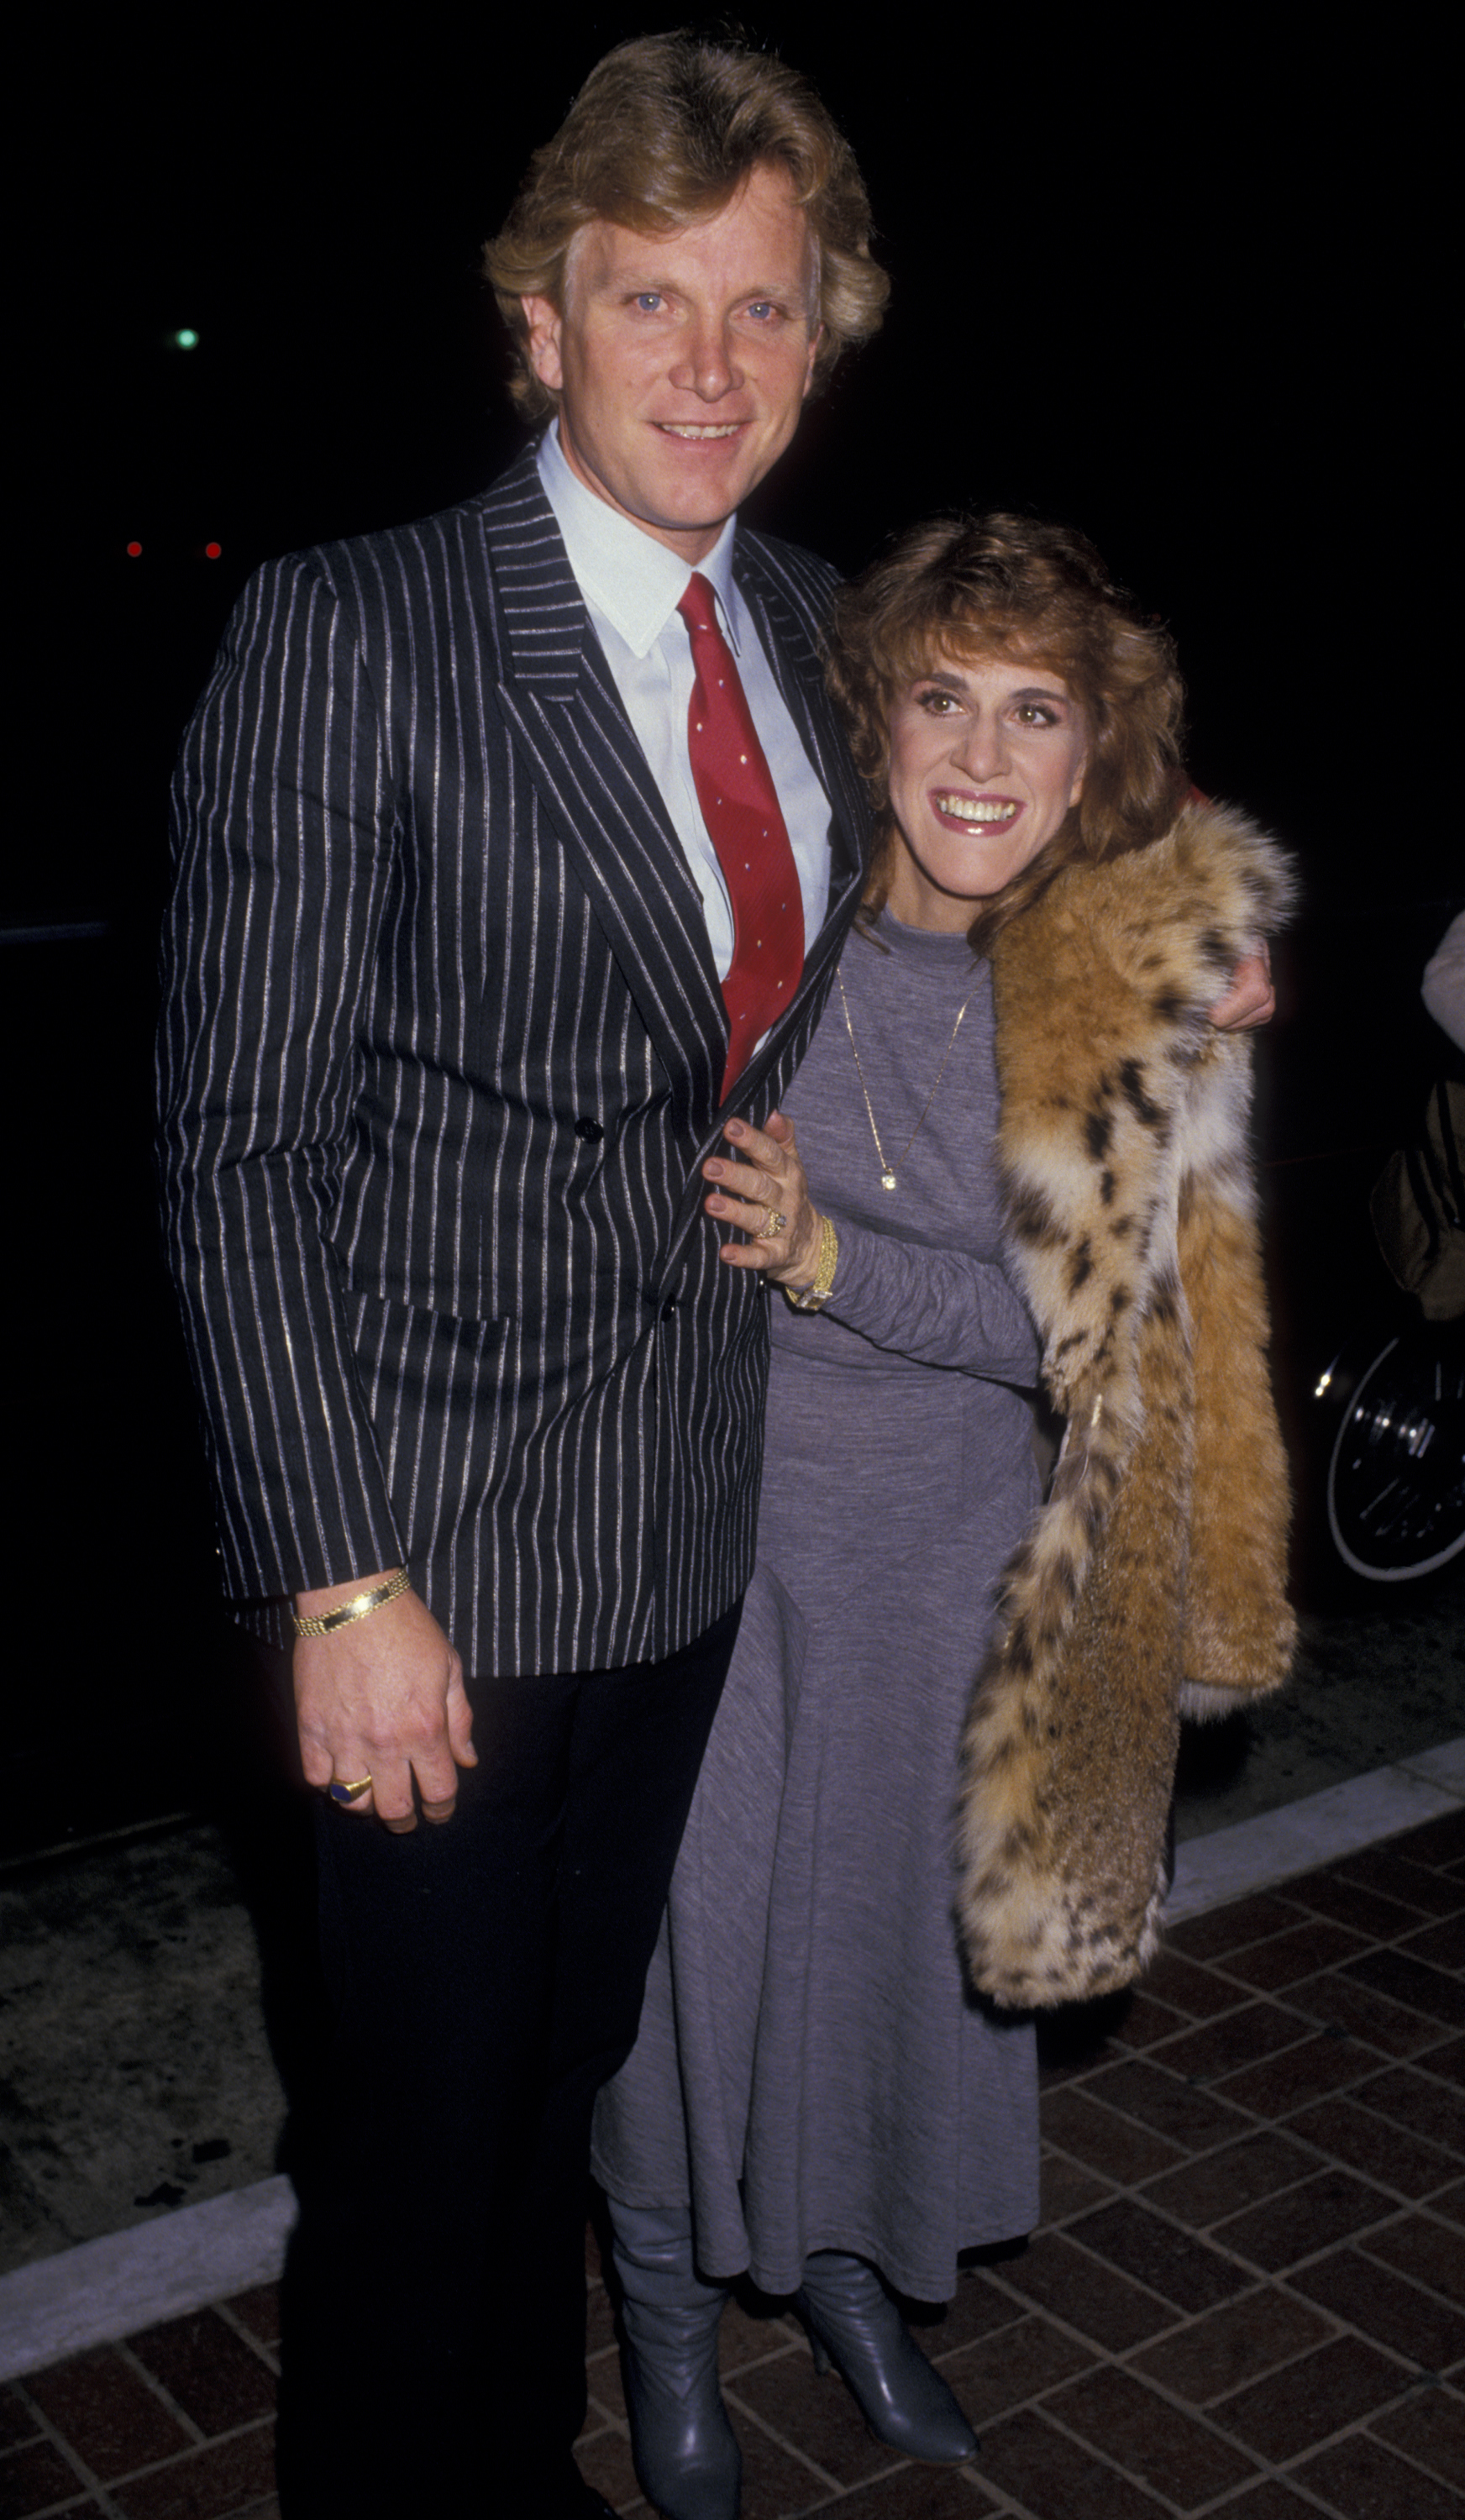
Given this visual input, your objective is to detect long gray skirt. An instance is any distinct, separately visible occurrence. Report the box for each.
[592,1349,1040,2304]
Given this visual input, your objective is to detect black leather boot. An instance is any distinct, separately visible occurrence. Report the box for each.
[795,2250,978,2464]
[609,2201,740,2520]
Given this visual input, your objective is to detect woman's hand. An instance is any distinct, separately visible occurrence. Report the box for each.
[704,1110,826,1287]
[1207,942,1275,1031]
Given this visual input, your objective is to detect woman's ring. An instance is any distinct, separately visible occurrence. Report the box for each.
[328,1774,374,1804]
[758,1209,788,1240]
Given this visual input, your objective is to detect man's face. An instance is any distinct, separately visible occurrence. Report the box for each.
[522,164,822,564]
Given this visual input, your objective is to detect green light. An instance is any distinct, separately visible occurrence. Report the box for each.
[173,328,199,350]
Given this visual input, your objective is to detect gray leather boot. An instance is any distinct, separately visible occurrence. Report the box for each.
[608,2200,740,2520]
[795,2250,978,2464]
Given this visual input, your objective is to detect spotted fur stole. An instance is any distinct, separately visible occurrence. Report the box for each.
[957,801,1298,2008]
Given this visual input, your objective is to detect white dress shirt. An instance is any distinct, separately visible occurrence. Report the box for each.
[537,424,832,981]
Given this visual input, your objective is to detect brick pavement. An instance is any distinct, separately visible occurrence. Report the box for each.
[3,1805,1462,2518]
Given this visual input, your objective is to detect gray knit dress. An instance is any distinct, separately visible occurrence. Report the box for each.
[591,911,1042,2303]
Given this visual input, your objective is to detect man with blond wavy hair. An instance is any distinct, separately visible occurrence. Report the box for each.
[160,32,888,2516]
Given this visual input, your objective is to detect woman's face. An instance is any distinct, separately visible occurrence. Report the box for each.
[884,650,1089,932]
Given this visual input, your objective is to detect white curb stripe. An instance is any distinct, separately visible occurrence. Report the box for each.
[0,2178,297,2381]
[1168,1735,1465,1920]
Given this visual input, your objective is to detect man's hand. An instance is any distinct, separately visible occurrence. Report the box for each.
[1208,942,1275,1032]
[293,1575,475,1833]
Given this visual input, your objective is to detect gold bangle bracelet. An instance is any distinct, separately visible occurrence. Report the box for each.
[785,1215,838,1312]
[291,1567,412,1638]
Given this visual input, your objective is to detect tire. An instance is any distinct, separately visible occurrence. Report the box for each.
[1322,1321,1465,1583]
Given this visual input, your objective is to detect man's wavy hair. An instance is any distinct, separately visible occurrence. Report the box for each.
[824,514,1189,953]
[482,32,889,423]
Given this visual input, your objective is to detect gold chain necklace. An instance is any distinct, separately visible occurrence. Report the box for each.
[835,963,977,1192]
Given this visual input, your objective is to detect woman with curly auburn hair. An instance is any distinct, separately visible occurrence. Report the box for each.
[826,512,1190,940]
[593,514,1294,2520]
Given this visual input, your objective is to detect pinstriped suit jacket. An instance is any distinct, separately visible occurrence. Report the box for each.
[158,449,869,1677]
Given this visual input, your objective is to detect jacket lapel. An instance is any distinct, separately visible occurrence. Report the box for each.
[475,457,730,1133]
[647,549,869,1256]
[471,458,869,1172]
[733,539,867,903]
[716,538,869,1115]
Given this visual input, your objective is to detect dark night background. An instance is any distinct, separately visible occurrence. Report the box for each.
[13,13,1458,1855]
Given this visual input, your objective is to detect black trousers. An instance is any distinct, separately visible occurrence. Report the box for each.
[274,1601,740,2518]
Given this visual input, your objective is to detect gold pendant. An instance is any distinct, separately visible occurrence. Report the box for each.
[880,1169,897,1190]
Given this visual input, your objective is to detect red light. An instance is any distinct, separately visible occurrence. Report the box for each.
[126,541,142,558]
[204,542,222,559]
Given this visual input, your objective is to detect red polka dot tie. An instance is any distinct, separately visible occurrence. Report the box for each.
[678,571,803,1098]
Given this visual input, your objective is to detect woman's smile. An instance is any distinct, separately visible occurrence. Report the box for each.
[927,791,1022,828]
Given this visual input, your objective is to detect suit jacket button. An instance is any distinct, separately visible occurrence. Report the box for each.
[660,1298,676,1319]
[574,1117,604,1143]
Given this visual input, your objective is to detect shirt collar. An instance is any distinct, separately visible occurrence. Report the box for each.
[537,423,742,659]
